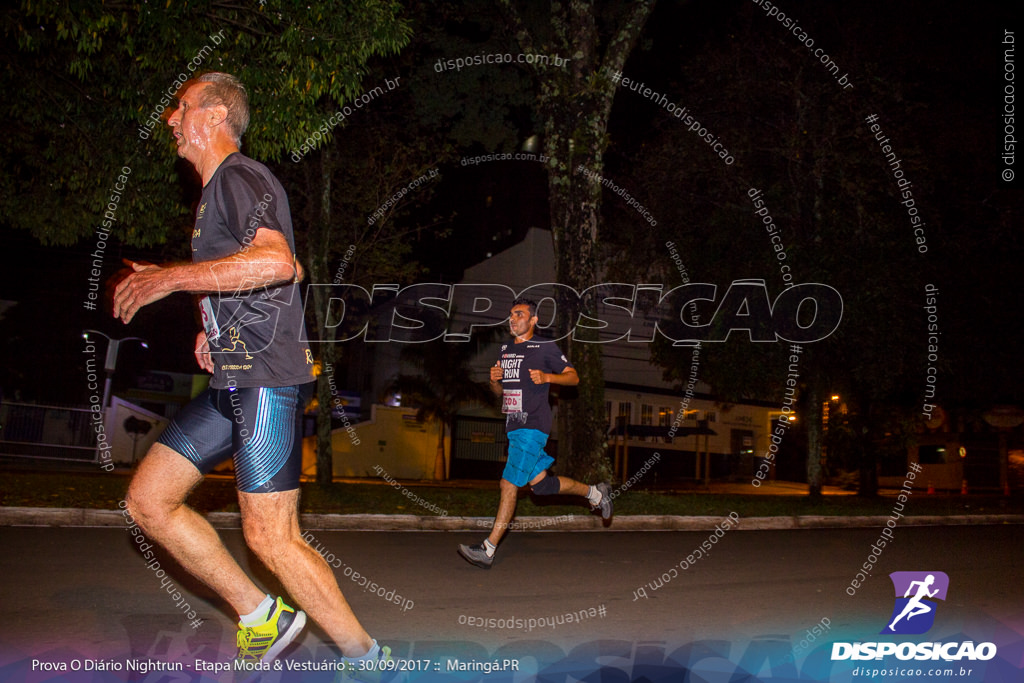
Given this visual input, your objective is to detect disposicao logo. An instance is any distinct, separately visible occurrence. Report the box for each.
[881,571,949,635]
[831,570,997,663]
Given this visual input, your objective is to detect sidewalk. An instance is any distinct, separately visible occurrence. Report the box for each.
[2,505,1021,532]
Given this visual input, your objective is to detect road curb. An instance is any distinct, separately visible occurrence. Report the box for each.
[2,506,1023,531]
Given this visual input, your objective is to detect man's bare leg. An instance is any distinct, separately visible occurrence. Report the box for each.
[125,443,266,615]
[486,474,598,547]
[239,489,373,657]
[553,476,590,497]
[530,473,611,519]
[486,478,520,547]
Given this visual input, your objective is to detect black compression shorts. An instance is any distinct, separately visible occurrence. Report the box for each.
[156,385,310,493]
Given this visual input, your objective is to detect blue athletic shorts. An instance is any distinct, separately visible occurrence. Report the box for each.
[502,428,554,487]
[156,385,310,493]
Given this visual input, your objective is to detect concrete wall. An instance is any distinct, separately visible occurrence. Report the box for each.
[302,404,450,480]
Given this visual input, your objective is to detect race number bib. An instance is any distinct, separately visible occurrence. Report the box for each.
[199,296,222,344]
[502,389,523,414]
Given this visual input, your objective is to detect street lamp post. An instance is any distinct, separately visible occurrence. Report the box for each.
[82,330,148,415]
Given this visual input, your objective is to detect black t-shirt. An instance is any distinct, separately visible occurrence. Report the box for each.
[497,338,572,434]
[191,153,313,389]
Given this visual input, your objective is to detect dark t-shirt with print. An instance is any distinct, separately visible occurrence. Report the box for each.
[191,153,313,389]
[497,338,573,434]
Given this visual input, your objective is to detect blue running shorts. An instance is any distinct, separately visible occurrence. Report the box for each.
[502,428,554,487]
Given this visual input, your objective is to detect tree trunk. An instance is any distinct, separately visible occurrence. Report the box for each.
[498,0,655,483]
[858,402,879,497]
[313,313,337,485]
[858,446,879,496]
[544,98,611,482]
[434,421,446,481]
[806,378,824,498]
[306,149,338,485]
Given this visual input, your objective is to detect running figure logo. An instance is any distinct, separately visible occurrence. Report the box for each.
[224,327,253,359]
[881,571,949,635]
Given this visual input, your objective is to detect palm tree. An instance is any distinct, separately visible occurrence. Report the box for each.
[389,329,500,480]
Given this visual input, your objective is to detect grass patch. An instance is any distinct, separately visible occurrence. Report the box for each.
[2,470,1022,518]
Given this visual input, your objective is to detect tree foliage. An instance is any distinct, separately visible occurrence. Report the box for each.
[1,0,412,247]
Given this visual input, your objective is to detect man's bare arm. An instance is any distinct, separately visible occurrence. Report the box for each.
[529,367,579,386]
[113,228,297,323]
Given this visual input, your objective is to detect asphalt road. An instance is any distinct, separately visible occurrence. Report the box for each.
[1,524,1021,681]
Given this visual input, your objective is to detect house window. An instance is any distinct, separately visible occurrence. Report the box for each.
[659,406,672,443]
[617,402,632,435]
[641,404,653,442]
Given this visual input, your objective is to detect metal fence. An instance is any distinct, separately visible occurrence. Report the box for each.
[0,402,99,462]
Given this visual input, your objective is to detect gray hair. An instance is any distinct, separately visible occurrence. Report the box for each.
[195,72,250,144]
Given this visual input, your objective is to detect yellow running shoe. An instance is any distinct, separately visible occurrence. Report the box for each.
[236,596,306,662]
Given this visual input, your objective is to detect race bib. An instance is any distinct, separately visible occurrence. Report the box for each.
[502,389,523,414]
[199,296,222,344]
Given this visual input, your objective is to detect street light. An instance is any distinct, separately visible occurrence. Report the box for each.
[82,330,148,413]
